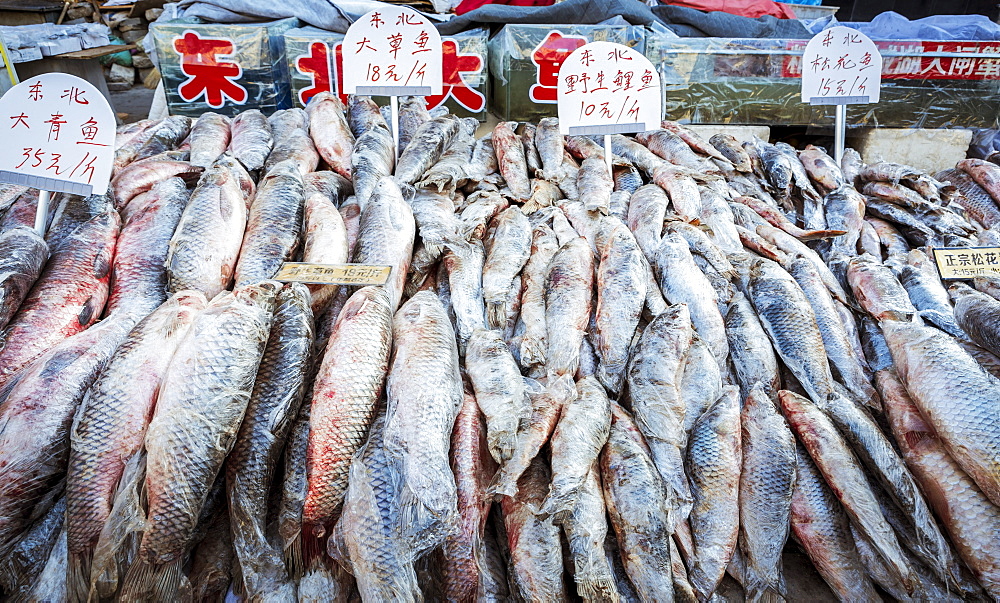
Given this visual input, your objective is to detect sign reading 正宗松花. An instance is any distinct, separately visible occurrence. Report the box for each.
[933,247,1000,279]
[0,73,115,196]
[274,263,392,286]
[556,41,661,136]
[342,7,443,97]
[801,26,883,105]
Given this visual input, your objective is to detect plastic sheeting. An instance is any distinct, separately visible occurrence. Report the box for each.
[646,35,1000,129]
[151,18,298,117]
[175,0,387,33]
[840,12,1000,42]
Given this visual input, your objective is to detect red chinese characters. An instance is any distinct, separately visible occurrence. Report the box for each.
[530,31,588,103]
[425,40,485,111]
[173,30,249,108]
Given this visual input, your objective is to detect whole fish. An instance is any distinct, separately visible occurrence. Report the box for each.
[937,167,1000,228]
[545,237,594,379]
[600,404,674,601]
[0,227,48,331]
[227,285,312,600]
[0,311,135,559]
[709,134,751,172]
[739,384,796,602]
[110,158,202,208]
[535,117,564,181]
[466,134,499,185]
[789,444,881,601]
[724,292,779,401]
[577,156,613,214]
[265,127,321,176]
[229,109,273,172]
[518,224,559,368]
[351,177,414,312]
[780,390,916,591]
[652,164,702,222]
[0,209,118,391]
[352,125,396,210]
[482,206,531,328]
[107,178,189,316]
[0,494,65,598]
[301,175,349,313]
[686,388,741,601]
[745,257,837,405]
[398,95,431,152]
[892,250,962,337]
[307,92,354,179]
[347,95,387,138]
[234,160,304,287]
[788,257,877,408]
[132,115,192,163]
[465,328,530,464]
[637,129,717,173]
[594,226,646,394]
[384,291,463,548]
[304,286,392,531]
[334,411,421,601]
[395,116,460,185]
[519,122,542,176]
[119,283,275,601]
[441,388,498,602]
[420,125,475,193]
[847,254,917,321]
[443,239,486,351]
[821,185,866,257]
[166,154,252,299]
[494,121,531,200]
[541,376,611,518]
[655,232,728,362]
[798,144,846,193]
[501,457,569,602]
[268,108,309,142]
[523,178,563,214]
[731,195,845,240]
[563,467,619,602]
[189,113,231,168]
[662,121,727,160]
[610,134,663,177]
[626,184,668,260]
[958,157,1000,204]
[951,282,1000,357]
[883,373,1000,599]
[64,292,203,597]
[882,319,1000,508]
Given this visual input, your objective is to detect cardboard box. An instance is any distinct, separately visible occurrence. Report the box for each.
[487,24,646,122]
[151,17,297,117]
[644,35,1000,129]
[284,26,490,121]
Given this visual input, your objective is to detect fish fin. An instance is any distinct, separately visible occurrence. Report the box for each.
[486,301,507,330]
[118,557,184,602]
[282,529,305,580]
[796,229,848,241]
[577,577,619,603]
[67,549,93,603]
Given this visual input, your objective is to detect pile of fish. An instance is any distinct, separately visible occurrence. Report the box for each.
[0,91,998,602]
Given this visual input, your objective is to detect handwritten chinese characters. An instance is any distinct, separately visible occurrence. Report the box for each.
[801,25,882,104]
[933,247,1000,279]
[0,73,114,196]
[556,41,661,136]
[342,7,443,96]
[274,262,391,286]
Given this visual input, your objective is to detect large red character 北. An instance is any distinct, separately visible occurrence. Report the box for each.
[173,31,249,108]
[530,31,588,103]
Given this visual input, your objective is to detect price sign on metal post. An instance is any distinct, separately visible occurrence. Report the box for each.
[801,26,882,164]
[342,6,443,157]
[556,41,661,176]
[0,73,115,234]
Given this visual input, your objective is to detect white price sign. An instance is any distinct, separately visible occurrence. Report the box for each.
[0,73,114,195]
[556,41,661,136]
[801,26,882,105]
[342,6,443,97]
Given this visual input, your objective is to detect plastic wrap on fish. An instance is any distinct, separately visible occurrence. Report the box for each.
[644,35,1000,129]
[151,18,297,117]
[285,26,489,121]
[488,24,646,122]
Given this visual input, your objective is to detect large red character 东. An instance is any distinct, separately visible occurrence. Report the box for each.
[529,31,588,103]
[173,31,249,109]
[424,40,485,112]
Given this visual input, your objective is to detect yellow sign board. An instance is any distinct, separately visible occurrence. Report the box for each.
[274,263,391,286]
[932,247,1000,279]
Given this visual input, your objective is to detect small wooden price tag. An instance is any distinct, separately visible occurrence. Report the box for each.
[274,263,392,285]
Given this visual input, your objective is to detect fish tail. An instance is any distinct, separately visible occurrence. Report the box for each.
[538,489,573,522]
[118,557,184,602]
[486,301,507,330]
[796,228,848,241]
[485,467,517,500]
[66,549,93,603]
[283,529,305,580]
[577,577,619,603]
[519,337,545,367]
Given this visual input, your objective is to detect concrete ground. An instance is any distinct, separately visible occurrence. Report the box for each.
[110,85,155,123]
